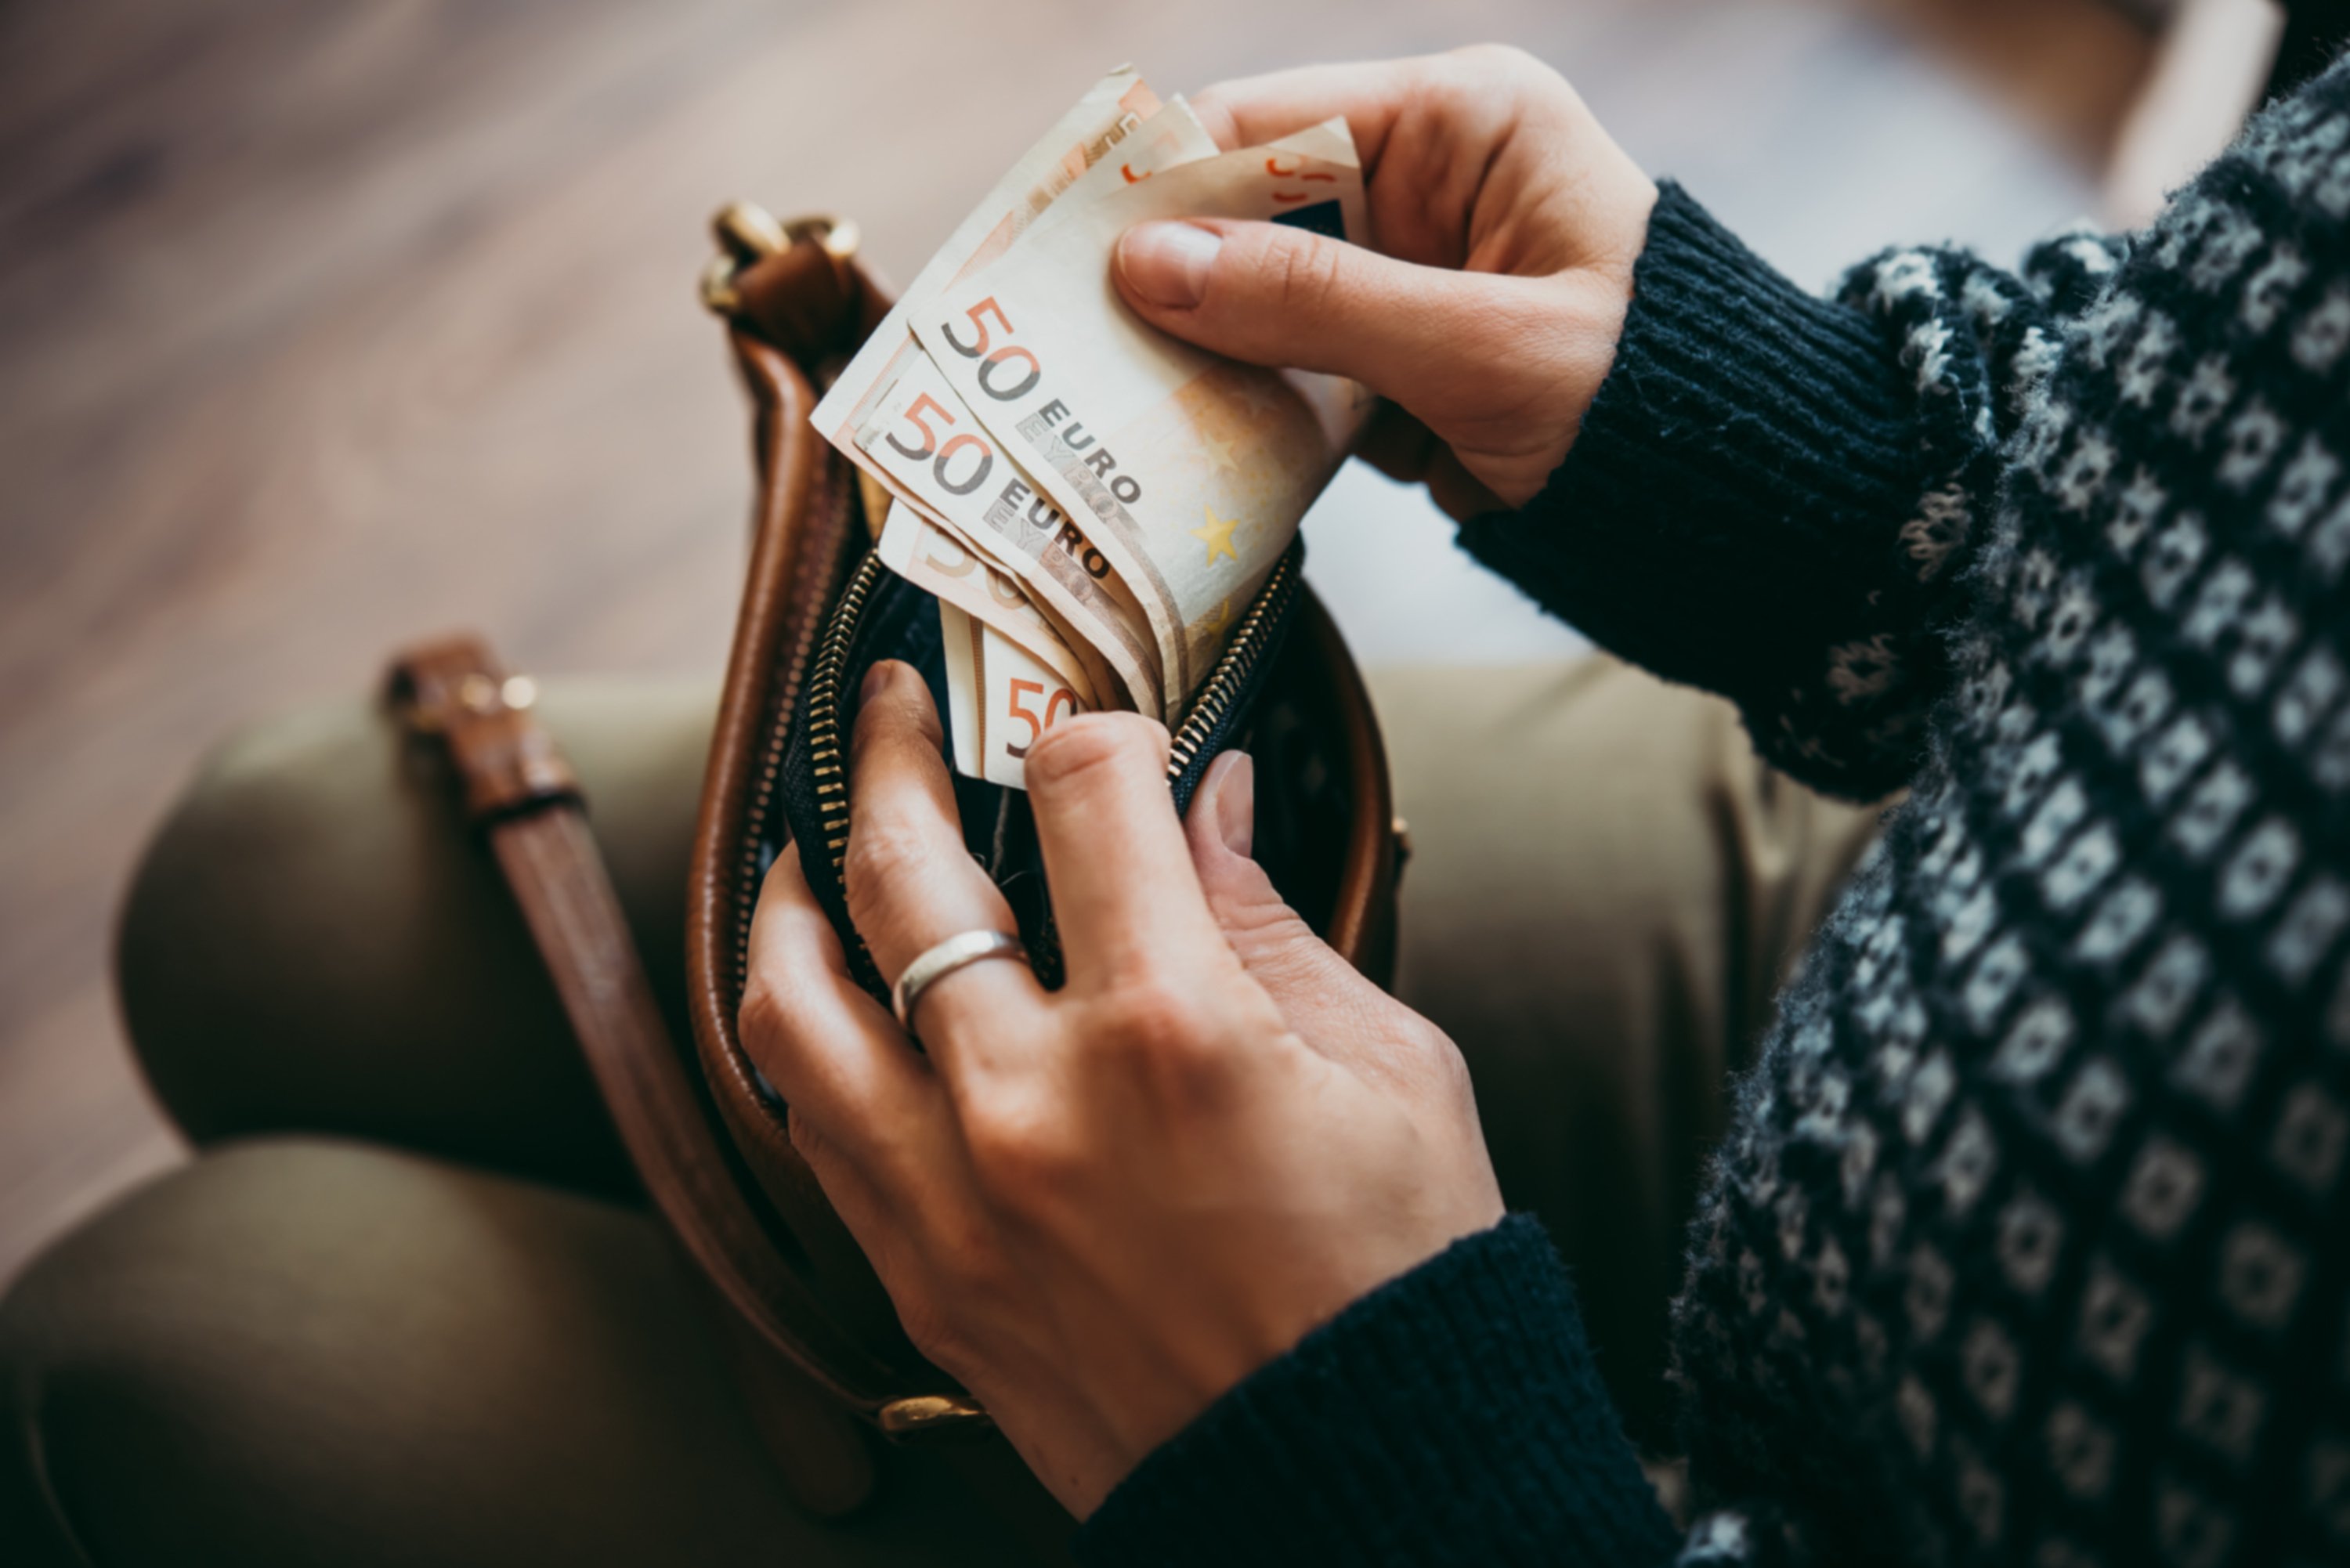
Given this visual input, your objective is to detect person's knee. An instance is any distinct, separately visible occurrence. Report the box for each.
[0,1140,380,1565]
[0,1140,830,1566]
[0,1255,226,1568]
[112,682,712,1187]
[118,697,393,1038]
[114,693,511,1143]
[0,1281,95,1566]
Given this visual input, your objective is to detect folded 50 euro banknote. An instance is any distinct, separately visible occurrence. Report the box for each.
[808,65,1371,787]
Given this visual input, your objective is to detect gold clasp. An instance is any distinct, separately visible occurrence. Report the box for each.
[700,201,861,316]
[874,1392,992,1440]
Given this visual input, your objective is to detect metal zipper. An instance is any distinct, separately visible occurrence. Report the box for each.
[732,497,860,991]
[744,540,1302,978]
[800,551,888,883]
[1163,544,1300,786]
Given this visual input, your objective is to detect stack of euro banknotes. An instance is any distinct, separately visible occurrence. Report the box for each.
[810,66,1370,788]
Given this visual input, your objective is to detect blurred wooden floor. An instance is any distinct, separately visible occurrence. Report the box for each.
[0,0,2150,1286]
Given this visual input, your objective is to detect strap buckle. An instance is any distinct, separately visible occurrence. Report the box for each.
[387,635,577,823]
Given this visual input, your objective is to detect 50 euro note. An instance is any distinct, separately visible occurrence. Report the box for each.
[851,96,1222,718]
[875,498,1101,706]
[939,601,1088,789]
[809,66,1161,500]
[857,351,1162,714]
[913,118,1374,714]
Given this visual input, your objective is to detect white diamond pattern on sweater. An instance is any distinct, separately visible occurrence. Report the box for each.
[1668,64,2350,1568]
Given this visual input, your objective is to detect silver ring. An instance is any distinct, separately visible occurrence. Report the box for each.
[892,929,1029,1033]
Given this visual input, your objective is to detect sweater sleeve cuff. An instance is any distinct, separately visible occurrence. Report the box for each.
[1074,1216,1679,1568]
[1459,180,1929,732]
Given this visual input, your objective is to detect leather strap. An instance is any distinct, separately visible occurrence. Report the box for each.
[386,633,879,1518]
[389,644,577,818]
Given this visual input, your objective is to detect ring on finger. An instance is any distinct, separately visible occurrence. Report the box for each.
[892,928,1030,1035]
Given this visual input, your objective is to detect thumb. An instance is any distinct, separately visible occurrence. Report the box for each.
[1115,218,1500,405]
[1183,751,1396,1056]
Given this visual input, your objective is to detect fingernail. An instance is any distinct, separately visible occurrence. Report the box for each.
[860,660,899,706]
[1118,222,1220,309]
[1207,750,1254,858]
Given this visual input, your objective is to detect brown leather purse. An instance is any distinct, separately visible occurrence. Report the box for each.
[394,201,1400,1518]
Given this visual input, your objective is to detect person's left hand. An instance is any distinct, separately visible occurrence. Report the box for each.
[740,659,1503,1516]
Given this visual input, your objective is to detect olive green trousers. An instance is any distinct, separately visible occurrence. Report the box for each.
[0,659,1877,1566]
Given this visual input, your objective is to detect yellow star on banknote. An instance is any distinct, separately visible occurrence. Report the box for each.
[1199,596,1233,638]
[1231,374,1284,419]
[1192,505,1241,564]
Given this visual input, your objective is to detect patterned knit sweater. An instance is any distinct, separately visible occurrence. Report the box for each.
[1076,56,2350,1568]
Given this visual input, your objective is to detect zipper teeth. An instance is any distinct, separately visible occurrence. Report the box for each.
[732,493,858,989]
[765,539,1300,962]
[801,551,888,878]
[1165,544,1300,782]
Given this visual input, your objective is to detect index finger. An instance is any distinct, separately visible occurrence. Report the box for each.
[842,661,1051,1071]
[1021,713,1234,989]
[1191,49,1582,273]
[1189,57,1421,163]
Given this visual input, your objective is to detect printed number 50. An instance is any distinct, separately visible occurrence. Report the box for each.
[884,392,995,497]
[1005,678,1077,758]
[939,295,1042,403]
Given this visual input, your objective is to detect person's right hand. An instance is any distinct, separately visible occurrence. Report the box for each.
[1114,47,1658,518]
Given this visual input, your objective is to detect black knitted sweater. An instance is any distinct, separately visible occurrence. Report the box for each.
[1076,57,2350,1568]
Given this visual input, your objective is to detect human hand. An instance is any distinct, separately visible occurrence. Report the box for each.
[739,661,1503,1516]
[1114,46,1658,518]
